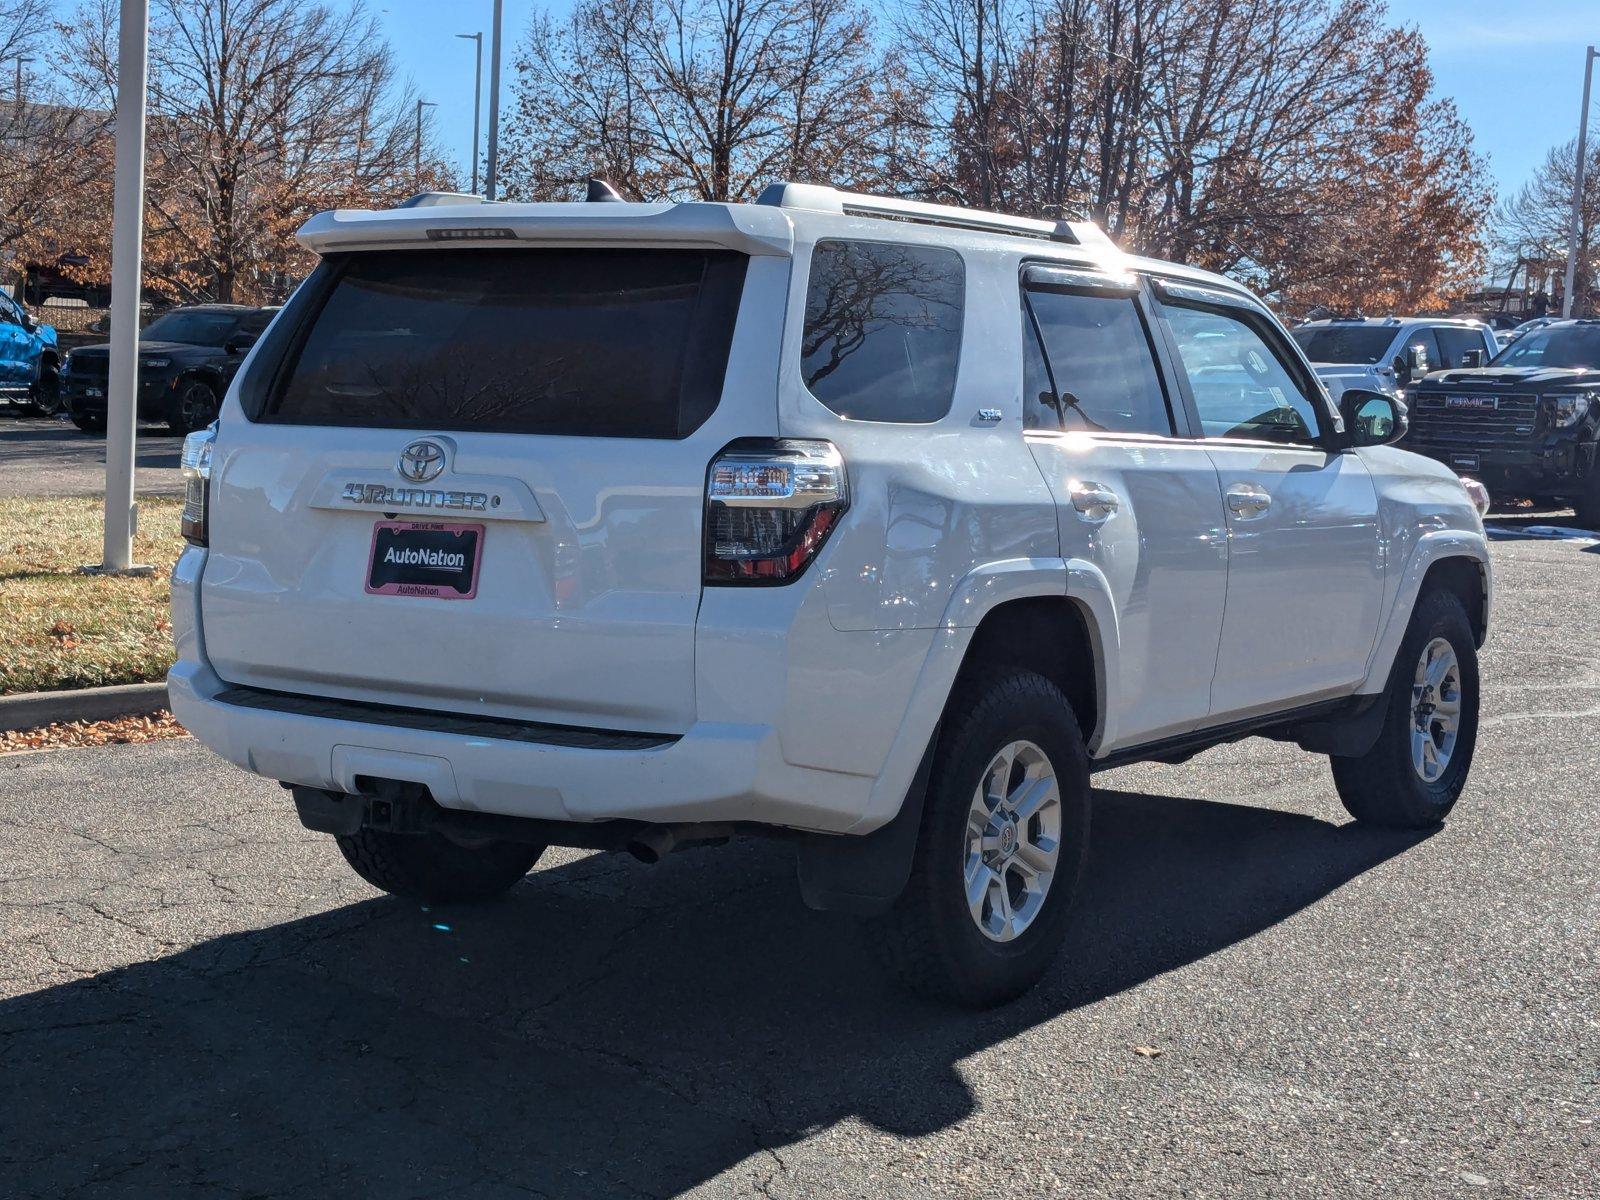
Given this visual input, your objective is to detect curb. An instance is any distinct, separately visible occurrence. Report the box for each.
[0,682,170,733]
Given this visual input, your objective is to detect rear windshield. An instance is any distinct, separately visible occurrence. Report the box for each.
[258,248,748,437]
[1289,326,1395,365]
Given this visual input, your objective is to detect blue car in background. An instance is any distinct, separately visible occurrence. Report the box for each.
[0,291,62,416]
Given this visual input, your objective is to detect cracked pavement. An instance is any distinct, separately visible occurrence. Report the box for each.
[1,519,1597,1198]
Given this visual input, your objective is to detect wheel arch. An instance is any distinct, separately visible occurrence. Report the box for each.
[1362,531,1490,696]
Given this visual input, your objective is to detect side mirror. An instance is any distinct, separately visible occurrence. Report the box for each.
[18,310,35,333]
[1461,348,1485,368]
[225,332,258,355]
[1341,388,1408,448]
[1407,344,1428,375]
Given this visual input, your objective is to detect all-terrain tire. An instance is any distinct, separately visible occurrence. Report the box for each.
[1330,588,1479,828]
[1573,468,1600,531]
[336,828,545,902]
[874,670,1092,1008]
[167,379,219,436]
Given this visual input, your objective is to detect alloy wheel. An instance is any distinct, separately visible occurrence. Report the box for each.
[963,739,1062,943]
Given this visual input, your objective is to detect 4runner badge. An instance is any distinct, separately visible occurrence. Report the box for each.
[397,439,447,482]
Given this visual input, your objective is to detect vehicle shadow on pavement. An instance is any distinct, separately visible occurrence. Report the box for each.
[1,788,1429,1197]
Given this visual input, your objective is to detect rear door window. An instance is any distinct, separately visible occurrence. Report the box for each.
[1434,326,1487,369]
[800,240,964,422]
[258,248,748,438]
[1023,284,1173,435]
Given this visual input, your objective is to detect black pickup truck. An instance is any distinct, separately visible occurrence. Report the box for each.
[63,305,276,435]
[1403,319,1600,527]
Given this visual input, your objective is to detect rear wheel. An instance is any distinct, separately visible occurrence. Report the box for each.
[70,409,105,434]
[874,671,1091,1008]
[1330,588,1479,828]
[335,828,545,902]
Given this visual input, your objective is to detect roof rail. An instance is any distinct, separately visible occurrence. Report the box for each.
[399,191,489,209]
[754,182,1116,250]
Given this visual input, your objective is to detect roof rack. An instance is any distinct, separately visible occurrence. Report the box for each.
[754,182,1117,250]
[398,191,489,208]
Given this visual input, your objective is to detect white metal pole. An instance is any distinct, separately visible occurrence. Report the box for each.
[485,0,502,200]
[1561,46,1596,319]
[102,0,149,573]
[457,33,482,195]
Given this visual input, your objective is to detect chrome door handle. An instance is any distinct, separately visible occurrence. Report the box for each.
[1070,481,1120,523]
[1226,485,1272,517]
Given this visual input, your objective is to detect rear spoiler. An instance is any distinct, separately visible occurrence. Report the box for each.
[297,199,796,257]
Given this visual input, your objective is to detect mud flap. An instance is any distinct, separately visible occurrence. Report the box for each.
[794,730,938,915]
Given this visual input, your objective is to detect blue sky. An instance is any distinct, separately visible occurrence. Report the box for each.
[378,0,1598,203]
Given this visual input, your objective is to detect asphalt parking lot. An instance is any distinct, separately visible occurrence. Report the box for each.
[0,415,184,497]
[2,527,1597,1197]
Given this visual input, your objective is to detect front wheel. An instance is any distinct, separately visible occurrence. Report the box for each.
[1330,588,1479,828]
[167,379,219,435]
[25,369,62,417]
[70,409,105,434]
[1573,469,1600,531]
[874,671,1092,1008]
[336,828,545,902]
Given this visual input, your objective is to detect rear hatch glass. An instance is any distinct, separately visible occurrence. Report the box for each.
[253,247,748,437]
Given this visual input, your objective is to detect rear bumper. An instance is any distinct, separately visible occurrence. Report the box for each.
[169,657,872,831]
[168,546,942,835]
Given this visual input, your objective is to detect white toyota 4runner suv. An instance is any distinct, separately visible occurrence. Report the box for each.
[170,184,1491,1007]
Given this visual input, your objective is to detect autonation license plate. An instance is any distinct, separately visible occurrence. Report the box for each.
[366,520,483,600]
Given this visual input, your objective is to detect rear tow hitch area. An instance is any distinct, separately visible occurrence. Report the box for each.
[289,779,737,863]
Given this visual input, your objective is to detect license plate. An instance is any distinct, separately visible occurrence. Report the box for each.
[366,521,483,600]
[1451,453,1480,470]
[87,387,104,397]
[1445,394,1497,411]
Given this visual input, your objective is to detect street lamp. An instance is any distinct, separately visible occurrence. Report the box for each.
[456,32,483,195]
[486,0,503,200]
[1561,45,1598,319]
[96,0,151,575]
[415,98,437,191]
[14,55,33,103]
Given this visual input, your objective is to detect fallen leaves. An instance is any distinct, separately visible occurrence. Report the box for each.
[1132,1046,1165,1059]
[0,710,189,753]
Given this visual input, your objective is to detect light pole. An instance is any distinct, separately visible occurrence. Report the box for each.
[415,98,437,191]
[1561,45,1598,319]
[98,0,151,575]
[14,56,32,103]
[456,32,483,195]
[486,0,503,200]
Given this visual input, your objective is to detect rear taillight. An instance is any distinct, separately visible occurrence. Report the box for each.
[180,424,216,546]
[704,440,847,584]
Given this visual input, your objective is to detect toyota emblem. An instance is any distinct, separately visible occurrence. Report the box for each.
[397,439,447,483]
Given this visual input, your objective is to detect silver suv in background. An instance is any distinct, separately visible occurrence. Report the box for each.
[170,186,1492,1007]
[1292,316,1498,401]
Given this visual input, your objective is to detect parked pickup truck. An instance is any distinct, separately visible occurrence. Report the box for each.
[1404,318,1600,527]
[1291,315,1497,403]
[168,186,1493,1007]
[0,291,61,415]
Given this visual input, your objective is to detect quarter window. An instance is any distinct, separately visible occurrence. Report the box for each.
[1164,303,1323,444]
[801,240,964,423]
[1023,287,1172,435]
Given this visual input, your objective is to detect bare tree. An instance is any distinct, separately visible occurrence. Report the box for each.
[54,0,443,303]
[502,0,889,202]
[1494,139,1600,317]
